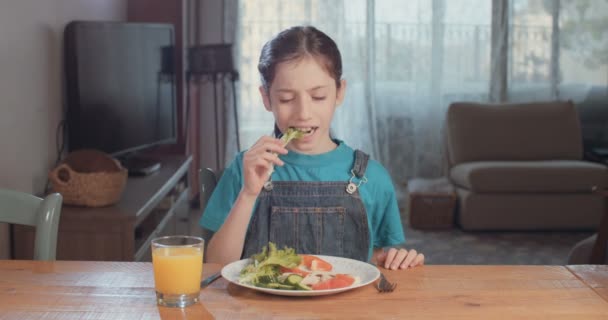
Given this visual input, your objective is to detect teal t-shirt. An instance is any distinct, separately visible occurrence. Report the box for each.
[199,140,406,261]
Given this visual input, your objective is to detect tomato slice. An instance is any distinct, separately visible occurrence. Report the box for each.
[278,255,335,281]
[311,274,355,290]
[300,255,332,271]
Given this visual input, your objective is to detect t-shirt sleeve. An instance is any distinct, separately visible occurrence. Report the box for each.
[372,165,406,248]
[199,155,243,232]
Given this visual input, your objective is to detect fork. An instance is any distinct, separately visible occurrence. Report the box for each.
[376,272,397,293]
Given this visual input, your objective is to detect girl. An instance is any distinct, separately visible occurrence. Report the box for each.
[200,26,424,270]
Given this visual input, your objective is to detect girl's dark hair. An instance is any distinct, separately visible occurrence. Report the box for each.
[258,26,343,91]
[259,26,343,137]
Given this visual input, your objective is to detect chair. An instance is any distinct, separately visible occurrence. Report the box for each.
[445,101,608,230]
[199,168,219,212]
[199,168,219,257]
[568,194,608,264]
[0,189,62,260]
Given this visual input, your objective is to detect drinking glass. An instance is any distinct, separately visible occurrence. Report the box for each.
[151,236,204,307]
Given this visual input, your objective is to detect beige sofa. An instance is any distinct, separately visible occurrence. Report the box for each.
[445,101,608,230]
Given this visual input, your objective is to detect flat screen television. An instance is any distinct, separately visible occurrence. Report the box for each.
[64,21,176,174]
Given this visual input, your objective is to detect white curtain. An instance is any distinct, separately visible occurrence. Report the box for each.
[229,0,608,194]
[507,0,608,163]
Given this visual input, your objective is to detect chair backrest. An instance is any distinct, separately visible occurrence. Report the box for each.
[590,194,608,264]
[445,100,583,167]
[0,189,62,260]
[198,168,219,262]
[199,168,218,212]
[567,201,608,264]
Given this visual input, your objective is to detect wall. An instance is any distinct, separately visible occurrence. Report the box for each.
[0,0,126,259]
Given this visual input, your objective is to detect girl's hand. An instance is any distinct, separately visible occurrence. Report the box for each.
[373,248,425,270]
[241,136,288,197]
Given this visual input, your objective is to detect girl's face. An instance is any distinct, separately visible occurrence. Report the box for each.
[260,55,346,155]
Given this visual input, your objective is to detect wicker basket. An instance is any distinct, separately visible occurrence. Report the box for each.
[48,149,127,207]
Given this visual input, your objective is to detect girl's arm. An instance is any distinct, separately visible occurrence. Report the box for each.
[370,163,424,269]
[205,136,288,265]
[205,190,257,265]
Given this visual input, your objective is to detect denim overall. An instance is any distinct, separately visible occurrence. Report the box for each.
[242,150,371,262]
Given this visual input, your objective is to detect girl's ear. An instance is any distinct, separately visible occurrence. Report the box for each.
[259,86,272,112]
[336,79,347,107]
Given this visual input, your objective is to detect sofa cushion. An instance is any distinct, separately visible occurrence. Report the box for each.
[456,188,604,230]
[446,101,583,166]
[450,160,608,193]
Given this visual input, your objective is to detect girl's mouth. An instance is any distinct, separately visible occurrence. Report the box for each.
[291,127,318,137]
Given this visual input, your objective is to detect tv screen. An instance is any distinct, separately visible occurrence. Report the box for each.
[65,21,176,157]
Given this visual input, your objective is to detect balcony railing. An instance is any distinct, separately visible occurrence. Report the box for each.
[236,21,554,147]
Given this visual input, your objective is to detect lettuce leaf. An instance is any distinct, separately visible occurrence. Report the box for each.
[267,128,306,177]
[239,242,301,286]
[257,242,300,269]
[280,127,306,145]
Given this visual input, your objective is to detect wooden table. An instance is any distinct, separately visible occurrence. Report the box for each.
[567,265,608,303]
[1,261,607,319]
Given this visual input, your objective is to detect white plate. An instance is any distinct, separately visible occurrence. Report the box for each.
[221,255,380,297]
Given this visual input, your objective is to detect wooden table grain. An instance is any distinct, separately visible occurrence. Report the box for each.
[567,265,608,303]
[1,260,607,319]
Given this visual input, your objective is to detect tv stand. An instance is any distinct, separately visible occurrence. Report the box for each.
[12,155,195,262]
[119,155,162,176]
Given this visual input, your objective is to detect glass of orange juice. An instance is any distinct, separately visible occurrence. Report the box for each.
[151,236,204,307]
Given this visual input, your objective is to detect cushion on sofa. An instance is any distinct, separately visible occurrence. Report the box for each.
[456,188,604,230]
[446,101,583,166]
[450,160,608,193]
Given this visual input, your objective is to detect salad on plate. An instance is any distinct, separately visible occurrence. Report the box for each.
[239,243,358,291]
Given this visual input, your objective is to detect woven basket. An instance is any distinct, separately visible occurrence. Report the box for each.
[48,149,127,207]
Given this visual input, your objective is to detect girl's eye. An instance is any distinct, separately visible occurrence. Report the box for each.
[279,98,293,103]
[312,96,326,101]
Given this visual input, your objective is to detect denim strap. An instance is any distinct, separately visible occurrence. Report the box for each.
[352,150,370,178]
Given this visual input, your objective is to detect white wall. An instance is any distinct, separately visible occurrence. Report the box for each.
[0,0,126,259]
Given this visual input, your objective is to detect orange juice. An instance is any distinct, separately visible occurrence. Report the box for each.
[152,246,203,295]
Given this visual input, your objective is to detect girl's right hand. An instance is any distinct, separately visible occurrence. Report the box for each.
[241,136,288,197]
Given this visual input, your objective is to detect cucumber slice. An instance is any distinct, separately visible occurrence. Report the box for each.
[285,274,304,286]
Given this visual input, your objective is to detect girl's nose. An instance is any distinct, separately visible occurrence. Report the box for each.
[295,97,312,119]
